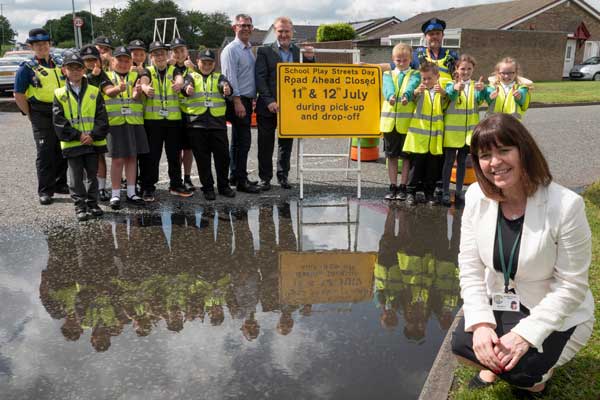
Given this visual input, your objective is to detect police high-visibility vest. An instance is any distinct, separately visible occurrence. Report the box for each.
[54,84,107,150]
[380,70,416,134]
[488,84,530,120]
[403,90,444,155]
[374,263,404,292]
[25,61,64,103]
[144,65,182,121]
[180,72,226,117]
[103,71,144,126]
[444,80,479,148]
[419,48,454,86]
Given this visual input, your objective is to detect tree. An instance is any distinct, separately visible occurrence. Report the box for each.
[116,0,188,46]
[43,11,101,47]
[316,23,356,42]
[186,11,231,48]
[0,15,17,46]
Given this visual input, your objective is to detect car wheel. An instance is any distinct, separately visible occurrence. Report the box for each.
[594,73,600,81]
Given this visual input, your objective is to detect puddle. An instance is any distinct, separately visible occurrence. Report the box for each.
[0,200,463,400]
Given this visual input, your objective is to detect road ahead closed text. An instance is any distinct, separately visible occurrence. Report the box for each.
[277,63,382,138]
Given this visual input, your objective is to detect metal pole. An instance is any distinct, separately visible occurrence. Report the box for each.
[89,0,94,40]
[71,0,77,47]
[1,4,5,52]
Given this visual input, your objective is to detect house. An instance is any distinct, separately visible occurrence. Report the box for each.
[262,24,319,45]
[349,17,402,39]
[220,28,268,48]
[377,0,600,80]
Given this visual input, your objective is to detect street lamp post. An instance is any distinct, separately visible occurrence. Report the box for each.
[89,0,94,40]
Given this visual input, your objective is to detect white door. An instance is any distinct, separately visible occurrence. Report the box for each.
[563,39,576,77]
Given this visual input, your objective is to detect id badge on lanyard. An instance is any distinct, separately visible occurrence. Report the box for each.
[121,107,132,115]
[159,109,169,117]
[204,101,214,107]
[491,213,522,312]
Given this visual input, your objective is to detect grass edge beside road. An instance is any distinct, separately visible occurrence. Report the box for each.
[531,81,600,104]
[448,182,600,400]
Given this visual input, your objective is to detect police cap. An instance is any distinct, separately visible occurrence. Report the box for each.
[80,44,100,60]
[170,37,187,49]
[27,28,51,43]
[128,39,146,51]
[421,18,446,34]
[148,40,168,53]
[62,51,84,67]
[113,46,132,58]
[198,49,216,61]
[94,36,114,49]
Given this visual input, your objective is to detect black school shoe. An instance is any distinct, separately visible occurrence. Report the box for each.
[511,383,548,399]
[39,194,53,205]
[467,373,495,390]
[126,194,145,206]
[89,205,104,217]
[55,184,70,195]
[76,210,89,222]
[384,184,397,201]
[99,189,110,202]
[109,197,121,210]
[219,187,236,198]
[395,184,407,201]
[203,191,216,201]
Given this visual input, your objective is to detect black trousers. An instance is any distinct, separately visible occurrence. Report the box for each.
[140,122,184,192]
[226,97,253,181]
[407,153,443,195]
[187,128,230,192]
[451,307,575,388]
[67,153,99,211]
[442,146,469,194]
[30,110,68,196]
[257,113,293,182]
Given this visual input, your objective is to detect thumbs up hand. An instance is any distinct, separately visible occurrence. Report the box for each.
[119,78,127,93]
[143,84,154,98]
[401,95,408,105]
[512,87,522,100]
[185,84,194,96]
[92,62,102,77]
[489,86,499,100]
[171,80,182,92]
[474,76,485,91]
[454,81,464,92]
[415,83,426,95]
[223,82,232,96]
[388,95,396,106]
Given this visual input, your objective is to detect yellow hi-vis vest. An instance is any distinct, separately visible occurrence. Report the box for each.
[103,71,144,126]
[179,72,226,117]
[25,61,64,103]
[380,70,416,134]
[488,84,530,120]
[144,65,182,121]
[443,81,479,148]
[403,90,444,155]
[421,49,453,87]
[54,84,107,150]
[374,263,404,292]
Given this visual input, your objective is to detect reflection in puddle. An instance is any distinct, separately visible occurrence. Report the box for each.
[2,200,462,400]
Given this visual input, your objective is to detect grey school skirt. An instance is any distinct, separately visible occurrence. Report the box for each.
[107,123,149,158]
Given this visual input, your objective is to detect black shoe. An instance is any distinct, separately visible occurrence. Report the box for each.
[169,186,194,198]
[142,190,155,202]
[109,196,121,210]
[184,180,196,192]
[237,182,260,194]
[510,384,548,399]
[384,184,397,200]
[426,193,439,206]
[395,184,407,201]
[99,189,110,202]
[55,184,70,194]
[415,191,426,204]
[278,178,292,189]
[441,193,452,207]
[203,191,216,201]
[219,187,236,198]
[89,205,104,217]
[467,373,495,390]
[126,194,145,206]
[406,193,416,206]
[76,210,89,222]
[39,194,53,205]
[258,180,271,191]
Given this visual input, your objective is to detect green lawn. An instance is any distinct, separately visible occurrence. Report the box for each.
[449,182,600,400]
[531,81,600,104]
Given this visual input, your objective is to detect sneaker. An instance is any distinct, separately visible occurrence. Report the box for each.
[406,193,416,206]
[184,180,196,192]
[415,191,426,204]
[76,210,89,222]
[89,205,104,217]
[109,196,121,210]
[142,190,155,202]
[395,184,407,201]
[170,186,193,198]
[126,194,145,206]
[441,193,452,207]
[219,187,236,198]
[99,189,110,202]
[384,184,397,201]
[203,191,216,201]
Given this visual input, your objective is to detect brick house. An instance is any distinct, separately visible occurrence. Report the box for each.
[376,0,600,81]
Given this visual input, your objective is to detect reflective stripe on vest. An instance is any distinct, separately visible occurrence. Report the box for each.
[403,91,444,155]
[54,85,107,150]
[380,69,416,133]
[25,63,64,103]
[103,71,144,126]
[489,84,529,120]
[144,65,182,120]
[443,81,480,147]
[180,72,226,117]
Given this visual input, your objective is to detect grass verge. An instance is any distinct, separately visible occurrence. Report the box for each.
[531,81,600,104]
[449,182,600,400]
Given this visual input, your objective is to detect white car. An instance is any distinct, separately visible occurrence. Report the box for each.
[0,57,27,93]
[569,56,600,81]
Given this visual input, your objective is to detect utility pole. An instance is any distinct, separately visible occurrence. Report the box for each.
[71,0,77,47]
[89,0,94,40]
[1,4,5,53]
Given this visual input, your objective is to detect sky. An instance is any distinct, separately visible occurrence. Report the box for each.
[3,0,600,43]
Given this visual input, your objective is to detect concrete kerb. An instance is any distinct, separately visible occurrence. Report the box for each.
[418,308,463,400]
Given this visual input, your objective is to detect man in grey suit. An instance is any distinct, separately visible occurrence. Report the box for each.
[255,16,314,190]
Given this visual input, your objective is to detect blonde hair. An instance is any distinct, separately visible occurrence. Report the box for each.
[392,43,412,59]
[493,57,524,87]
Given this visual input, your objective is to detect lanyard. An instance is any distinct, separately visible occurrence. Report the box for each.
[155,67,168,109]
[496,212,522,293]
[65,83,85,133]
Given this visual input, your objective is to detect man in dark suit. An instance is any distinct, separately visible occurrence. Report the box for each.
[255,17,314,190]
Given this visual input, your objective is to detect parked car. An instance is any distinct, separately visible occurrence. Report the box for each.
[0,57,25,93]
[569,56,600,80]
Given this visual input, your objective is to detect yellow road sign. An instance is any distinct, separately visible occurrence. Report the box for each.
[277,63,382,138]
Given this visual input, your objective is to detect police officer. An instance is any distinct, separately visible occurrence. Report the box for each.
[94,36,114,71]
[412,18,459,86]
[14,28,68,205]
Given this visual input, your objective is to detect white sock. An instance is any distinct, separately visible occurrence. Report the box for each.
[98,177,106,190]
[127,185,136,198]
[111,189,120,199]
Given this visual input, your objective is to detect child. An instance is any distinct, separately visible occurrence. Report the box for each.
[104,46,149,209]
[482,57,531,120]
[402,62,446,206]
[52,52,109,221]
[181,49,235,200]
[380,43,420,201]
[94,36,113,71]
[441,54,485,206]
[128,39,147,73]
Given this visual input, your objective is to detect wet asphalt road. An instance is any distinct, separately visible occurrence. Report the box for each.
[0,104,599,228]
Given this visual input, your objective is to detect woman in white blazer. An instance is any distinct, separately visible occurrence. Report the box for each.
[451,113,594,396]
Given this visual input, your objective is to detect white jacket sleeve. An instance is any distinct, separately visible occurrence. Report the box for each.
[511,196,592,351]
[458,185,497,331]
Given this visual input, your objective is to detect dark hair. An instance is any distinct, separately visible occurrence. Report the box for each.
[419,61,439,74]
[470,113,552,200]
